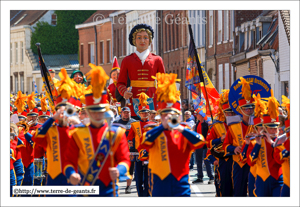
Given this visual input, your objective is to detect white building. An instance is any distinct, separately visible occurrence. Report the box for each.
[10,10,56,93]
[278,10,290,99]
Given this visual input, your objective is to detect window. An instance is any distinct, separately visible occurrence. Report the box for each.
[117,29,119,57]
[80,44,84,66]
[15,42,18,64]
[209,11,213,46]
[121,29,123,56]
[230,10,233,40]
[20,74,24,92]
[10,76,13,92]
[21,42,24,63]
[244,31,247,50]
[51,13,57,26]
[89,43,94,64]
[224,11,229,41]
[218,11,222,43]
[107,40,111,63]
[173,19,175,50]
[248,30,251,48]
[218,64,223,91]
[231,65,234,85]
[15,75,18,93]
[225,63,229,89]
[10,43,12,65]
[100,41,104,64]
[253,30,256,48]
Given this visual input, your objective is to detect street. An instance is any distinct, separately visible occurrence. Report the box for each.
[118,166,216,197]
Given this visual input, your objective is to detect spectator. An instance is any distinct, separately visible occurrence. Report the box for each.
[113,107,137,194]
[192,111,214,184]
[184,110,195,130]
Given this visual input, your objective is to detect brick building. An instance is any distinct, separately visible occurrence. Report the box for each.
[206,10,263,93]
[76,10,117,81]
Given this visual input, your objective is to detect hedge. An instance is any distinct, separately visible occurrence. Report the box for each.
[30,10,96,55]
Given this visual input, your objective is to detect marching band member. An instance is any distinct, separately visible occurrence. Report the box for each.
[31,69,79,190]
[205,90,235,197]
[117,23,165,119]
[247,90,283,196]
[64,64,130,197]
[239,93,266,197]
[113,106,137,194]
[127,92,155,197]
[140,73,206,196]
[223,77,254,196]
[33,96,51,187]
[10,123,18,197]
[273,95,290,196]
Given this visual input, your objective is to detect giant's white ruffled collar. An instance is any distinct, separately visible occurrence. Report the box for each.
[135,48,150,65]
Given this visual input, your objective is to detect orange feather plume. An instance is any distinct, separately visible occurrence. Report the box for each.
[239,77,252,102]
[266,89,280,120]
[215,98,225,122]
[86,63,109,99]
[152,73,181,103]
[40,95,48,112]
[14,91,27,113]
[253,93,267,119]
[137,92,149,107]
[281,95,290,120]
[220,89,229,104]
[58,68,75,100]
[27,92,36,111]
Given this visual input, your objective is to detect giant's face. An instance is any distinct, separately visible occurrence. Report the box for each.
[135,31,150,52]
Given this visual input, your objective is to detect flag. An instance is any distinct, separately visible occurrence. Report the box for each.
[36,43,58,112]
[186,24,220,120]
[33,80,38,95]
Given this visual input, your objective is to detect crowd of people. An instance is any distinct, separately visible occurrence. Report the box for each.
[9,23,290,197]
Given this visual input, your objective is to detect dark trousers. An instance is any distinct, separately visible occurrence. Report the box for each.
[218,157,233,196]
[135,161,149,197]
[232,162,250,197]
[195,148,213,179]
[254,175,283,197]
[189,152,195,167]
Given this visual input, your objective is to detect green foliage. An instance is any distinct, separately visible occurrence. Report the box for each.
[31,10,96,55]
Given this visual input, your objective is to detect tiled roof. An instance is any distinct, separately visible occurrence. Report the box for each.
[83,10,118,24]
[34,54,79,69]
[280,10,290,45]
[10,10,48,27]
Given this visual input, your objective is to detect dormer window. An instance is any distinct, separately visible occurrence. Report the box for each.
[51,13,57,26]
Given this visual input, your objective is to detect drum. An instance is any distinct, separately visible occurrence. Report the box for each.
[129,152,139,162]
[34,158,44,180]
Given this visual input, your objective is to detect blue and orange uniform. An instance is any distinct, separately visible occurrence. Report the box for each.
[140,125,206,196]
[13,136,25,186]
[64,122,131,197]
[247,136,283,196]
[10,138,17,197]
[18,128,35,186]
[223,120,250,196]
[127,119,154,197]
[206,121,234,197]
[31,117,72,187]
[240,138,257,197]
[274,136,289,196]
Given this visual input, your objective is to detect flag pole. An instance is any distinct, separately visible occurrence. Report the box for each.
[187,21,214,122]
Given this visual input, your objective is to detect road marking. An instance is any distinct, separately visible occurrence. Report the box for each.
[190,182,204,197]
